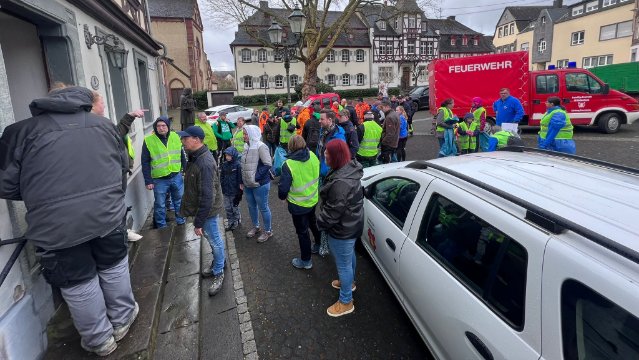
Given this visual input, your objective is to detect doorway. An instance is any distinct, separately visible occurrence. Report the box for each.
[401,67,410,91]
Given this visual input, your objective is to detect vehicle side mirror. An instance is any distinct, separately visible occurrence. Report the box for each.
[602,83,610,95]
[363,186,373,199]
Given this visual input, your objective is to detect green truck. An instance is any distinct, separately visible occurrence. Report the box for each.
[590,62,639,98]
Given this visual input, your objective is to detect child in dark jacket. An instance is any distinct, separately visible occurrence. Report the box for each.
[220,147,243,231]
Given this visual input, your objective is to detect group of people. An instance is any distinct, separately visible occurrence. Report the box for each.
[433,87,576,156]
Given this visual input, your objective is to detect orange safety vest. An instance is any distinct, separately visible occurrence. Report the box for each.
[356,103,371,123]
[296,108,311,135]
[259,111,269,132]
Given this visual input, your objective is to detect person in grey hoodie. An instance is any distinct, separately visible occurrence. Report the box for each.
[0,86,137,356]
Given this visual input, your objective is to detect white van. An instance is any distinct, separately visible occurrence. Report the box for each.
[360,148,639,359]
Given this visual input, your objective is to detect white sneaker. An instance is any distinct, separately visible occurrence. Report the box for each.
[113,302,139,342]
[127,230,143,242]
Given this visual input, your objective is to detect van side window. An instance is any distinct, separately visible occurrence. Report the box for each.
[562,280,639,360]
[322,98,331,108]
[566,73,602,94]
[368,177,420,228]
[536,74,559,94]
[416,194,528,328]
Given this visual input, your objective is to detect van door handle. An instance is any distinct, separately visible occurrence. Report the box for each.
[385,238,396,252]
[532,99,540,104]
[465,332,493,360]
[563,98,570,104]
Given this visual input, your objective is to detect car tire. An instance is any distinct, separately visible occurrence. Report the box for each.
[598,112,621,134]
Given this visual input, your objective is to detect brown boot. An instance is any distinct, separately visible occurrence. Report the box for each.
[327,300,354,317]
[331,280,356,292]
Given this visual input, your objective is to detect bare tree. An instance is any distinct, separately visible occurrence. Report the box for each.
[203,0,437,98]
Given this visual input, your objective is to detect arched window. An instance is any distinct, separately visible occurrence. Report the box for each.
[275,75,284,88]
[327,74,336,86]
[341,73,350,86]
[243,75,253,89]
[356,73,365,86]
[258,49,267,62]
[356,49,365,62]
[241,49,251,62]
[290,75,299,87]
[327,50,335,62]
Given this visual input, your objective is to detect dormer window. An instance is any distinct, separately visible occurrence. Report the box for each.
[462,36,468,46]
[377,21,386,30]
[450,37,456,46]
[473,37,479,46]
[541,16,546,25]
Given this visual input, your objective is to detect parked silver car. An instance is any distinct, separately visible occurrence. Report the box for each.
[204,104,253,123]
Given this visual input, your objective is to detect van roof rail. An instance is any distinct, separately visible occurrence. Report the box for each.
[499,146,639,176]
[421,160,639,265]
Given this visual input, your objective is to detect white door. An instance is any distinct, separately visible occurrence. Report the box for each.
[398,180,546,360]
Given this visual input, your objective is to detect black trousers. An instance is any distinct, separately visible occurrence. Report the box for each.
[396,137,408,162]
[380,145,397,164]
[291,207,321,261]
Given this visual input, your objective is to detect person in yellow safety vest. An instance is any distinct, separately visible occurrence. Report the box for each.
[356,111,382,168]
[458,113,480,154]
[141,116,186,228]
[278,135,322,269]
[194,112,219,160]
[433,98,458,156]
[538,96,576,154]
[232,117,246,155]
[279,113,299,148]
[470,97,487,152]
[487,125,515,151]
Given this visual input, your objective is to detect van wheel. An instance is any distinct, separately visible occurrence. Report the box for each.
[598,113,621,134]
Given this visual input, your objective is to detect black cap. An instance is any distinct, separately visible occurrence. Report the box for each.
[177,126,205,139]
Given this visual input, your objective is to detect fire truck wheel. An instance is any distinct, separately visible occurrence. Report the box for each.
[598,113,621,134]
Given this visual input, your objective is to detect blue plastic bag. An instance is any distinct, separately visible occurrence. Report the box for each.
[479,132,491,152]
[273,146,287,176]
[438,128,458,157]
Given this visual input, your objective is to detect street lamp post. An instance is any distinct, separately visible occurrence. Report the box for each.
[268,5,306,105]
[262,72,268,106]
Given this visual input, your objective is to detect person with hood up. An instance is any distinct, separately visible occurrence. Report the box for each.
[318,109,346,178]
[331,101,341,116]
[180,88,196,130]
[142,116,187,228]
[338,109,359,159]
[220,147,243,231]
[279,112,299,149]
[0,86,138,356]
[213,111,236,156]
[241,125,274,243]
[538,96,576,154]
[278,135,322,269]
[177,126,226,297]
[317,139,364,317]
[470,97,487,152]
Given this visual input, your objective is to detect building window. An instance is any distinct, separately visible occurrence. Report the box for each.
[571,31,585,45]
[509,23,515,35]
[510,44,515,52]
[418,66,426,81]
[572,6,584,16]
[356,73,365,86]
[407,40,416,54]
[341,49,350,62]
[243,76,253,89]
[541,16,546,25]
[557,59,569,68]
[427,42,434,55]
[498,27,503,38]
[260,76,268,89]
[538,39,546,53]
[257,49,267,63]
[327,50,335,62]
[600,21,633,41]
[275,75,284,88]
[241,49,251,62]
[341,73,350,86]
[274,52,282,62]
[327,74,336,87]
[450,37,456,46]
[586,0,598,12]
[378,21,386,30]
[582,55,613,68]
[380,40,394,56]
[473,38,478,46]
[290,75,299,87]
[602,0,616,7]
[356,49,365,62]
[421,22,427,31]
[632,49,637,62]
[394,17,398,30]
[408,16,416,28]
[378,66,393,82]
[520,42,529,51]
[462,36,468,46]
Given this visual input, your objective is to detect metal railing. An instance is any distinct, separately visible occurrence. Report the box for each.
[0,237,27,288]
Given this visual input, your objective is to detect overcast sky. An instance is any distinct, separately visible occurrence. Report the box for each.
[198,0,580,72]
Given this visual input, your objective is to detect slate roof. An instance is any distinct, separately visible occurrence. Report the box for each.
[546,8,569,22]
[428,18,480,36]
[502,6,548,32]
[242,7,367,30]
[230,26,371,47]
[556,0,633,23]
[148,0,195,18]
[438,34,495,53]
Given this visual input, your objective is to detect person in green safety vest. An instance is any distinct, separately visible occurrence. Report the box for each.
[232,117,246,155]
[458,113,480,154]
[470,97,487,152]
[213,111,235,156]
[194,112,218,160]
[278,135,322,270]
[538,96,576,154]
[487,125,517,151]
[356,111,382,168]
[433,98,458,156]
[141,116,187,228]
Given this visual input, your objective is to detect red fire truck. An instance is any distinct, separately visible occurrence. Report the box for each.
[428,51,639,133]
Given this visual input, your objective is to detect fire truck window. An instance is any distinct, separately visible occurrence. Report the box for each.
[536,75,558,94]
[587,75,602,94]
[565,73,590,93]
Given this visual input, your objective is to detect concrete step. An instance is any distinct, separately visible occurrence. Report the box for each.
[44,226,175,359]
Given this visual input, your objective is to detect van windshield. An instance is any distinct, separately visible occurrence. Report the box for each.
[303,100,312,107]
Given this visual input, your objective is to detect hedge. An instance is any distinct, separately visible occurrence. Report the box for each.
[232,86,403,106]
[193,91,208,109]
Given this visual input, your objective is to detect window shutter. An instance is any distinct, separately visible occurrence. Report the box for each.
[324,75,328,81]
[253,77,259,83]
[364,74,368,82]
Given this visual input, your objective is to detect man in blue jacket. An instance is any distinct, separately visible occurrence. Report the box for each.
[493,88,524,126]
[318,109,346,178]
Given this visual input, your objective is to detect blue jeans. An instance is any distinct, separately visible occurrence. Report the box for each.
[244,182,272,232]
[203,215,225,276]
[153,174,185,228]
[328,235,356,303]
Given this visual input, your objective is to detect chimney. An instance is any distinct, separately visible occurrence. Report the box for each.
[553,0,563,7]
[259,1,268,9]
[447,15,456,21]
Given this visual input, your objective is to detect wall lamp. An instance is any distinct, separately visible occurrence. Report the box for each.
[84,24,129,69]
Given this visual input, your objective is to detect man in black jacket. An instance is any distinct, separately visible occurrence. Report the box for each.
[338,109,359,159]
[302,105,322,155]
[0,86,137,356]
[178,126,226,296]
